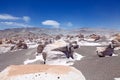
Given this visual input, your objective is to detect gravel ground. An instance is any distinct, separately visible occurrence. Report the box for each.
[0,48,37,71]
[73,46,120,80]
[0,46,120,80]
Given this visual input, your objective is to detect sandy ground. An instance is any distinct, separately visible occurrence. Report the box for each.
[0,46,120,80]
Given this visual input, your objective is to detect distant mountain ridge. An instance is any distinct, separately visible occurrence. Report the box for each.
[0,27,119,38]
[0,27,69,38]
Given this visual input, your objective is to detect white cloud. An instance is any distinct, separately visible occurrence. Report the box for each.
[67,22,73,27]
[42,20,60,28]
[23,16,30,22]
[0,21,33,27]
[0,14,20,20]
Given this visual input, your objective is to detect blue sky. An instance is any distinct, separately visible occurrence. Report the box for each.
[0,0,120,30]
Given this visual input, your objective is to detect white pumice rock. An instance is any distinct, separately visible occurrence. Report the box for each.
[0,65,86,80]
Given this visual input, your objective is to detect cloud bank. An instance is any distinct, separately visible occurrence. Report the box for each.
[0,14,32,29]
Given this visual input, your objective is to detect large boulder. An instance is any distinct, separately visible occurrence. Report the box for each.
[37,44,45,53]
[16,42,28,49]
[41,40,79,64]
[21,43,28,49]
[76,34,84,38]
[89,34,100,41]
[115,37,120,42]
[55,35,61,40]
[0,65,86,80]
[111,33,120,42]
[96,43,115,57]
[0,39,2,44]
[10,41,28,50]
[6,40,15,44]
